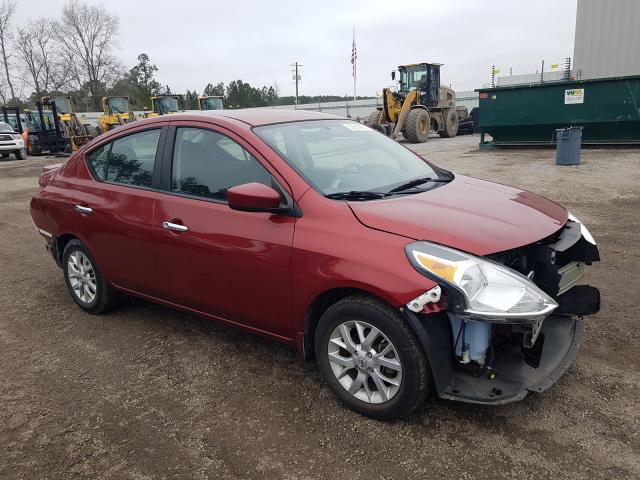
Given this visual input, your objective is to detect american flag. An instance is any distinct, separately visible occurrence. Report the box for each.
[351,27,357,78]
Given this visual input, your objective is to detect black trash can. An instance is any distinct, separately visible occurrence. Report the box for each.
[556,127,582,165]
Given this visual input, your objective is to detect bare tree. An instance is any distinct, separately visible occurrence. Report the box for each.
[0,75,8,103]
[57,0,120,108]
[0,0,17,103]
[15,18,72,98]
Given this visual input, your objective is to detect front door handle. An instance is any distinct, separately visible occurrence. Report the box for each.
[74,205,92,214]
[162,221,188,233]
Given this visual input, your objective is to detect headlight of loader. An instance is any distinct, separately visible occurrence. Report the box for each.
[406,242,558,321]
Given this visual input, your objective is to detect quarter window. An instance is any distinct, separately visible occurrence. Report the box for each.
[85,129,161,187]
[171,127,272,201]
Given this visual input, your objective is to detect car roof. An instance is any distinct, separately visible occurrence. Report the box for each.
[170,108,342,127]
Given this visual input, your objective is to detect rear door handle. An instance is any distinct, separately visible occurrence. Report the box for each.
[74,205,92,214]
[162,221,188,233]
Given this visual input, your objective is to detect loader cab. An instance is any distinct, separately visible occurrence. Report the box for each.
[104,96,131,116]
[151,95,180,115]
[47,96,74,115]
[398,63,441,107]
[198,96,224,110]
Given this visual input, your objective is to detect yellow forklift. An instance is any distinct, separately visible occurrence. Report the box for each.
[42,96,94,151]
[146,95,180,117]
[369,62,466,143]
[198,96,224,110]
[99,96,137,133]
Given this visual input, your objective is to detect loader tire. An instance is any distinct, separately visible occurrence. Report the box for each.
[368,111,387,134]
[439,108,459,138]
[404,109,430,143]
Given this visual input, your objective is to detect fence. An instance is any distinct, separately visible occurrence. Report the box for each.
[51,90,481,127]
[256,90,480,119]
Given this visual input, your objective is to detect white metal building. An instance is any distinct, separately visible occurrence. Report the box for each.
[573,0,640,79]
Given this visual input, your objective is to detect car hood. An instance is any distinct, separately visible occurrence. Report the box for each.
[348,175,568,255]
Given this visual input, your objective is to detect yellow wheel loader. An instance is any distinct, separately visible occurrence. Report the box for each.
[198,96,224,110]
[42,96,95,151]
[146,95,180,117]
[369,62,467,143]
[99,96,137,133]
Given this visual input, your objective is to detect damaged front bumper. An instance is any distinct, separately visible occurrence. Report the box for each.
[441,314,584,404]
[405,305,595,405]
[404,213,601,405]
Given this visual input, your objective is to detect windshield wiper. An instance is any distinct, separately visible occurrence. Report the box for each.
[325,190,390,201]
[387,175,453,194]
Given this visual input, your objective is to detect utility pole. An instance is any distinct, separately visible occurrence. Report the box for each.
[290,62,302,106]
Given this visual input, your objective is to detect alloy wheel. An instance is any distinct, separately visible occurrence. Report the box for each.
[327,320,403,403]
[67,251,97,304]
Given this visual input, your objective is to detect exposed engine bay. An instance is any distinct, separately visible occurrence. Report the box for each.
[447,214,600,377]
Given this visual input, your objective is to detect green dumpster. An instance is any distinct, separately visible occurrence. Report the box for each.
[477,75,640,147]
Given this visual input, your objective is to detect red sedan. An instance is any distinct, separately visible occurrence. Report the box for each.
[31,110,600,419]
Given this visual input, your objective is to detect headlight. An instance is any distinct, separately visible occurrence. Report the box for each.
[568,212,596,245]
[11,133,22,140]
[406,242,558,322]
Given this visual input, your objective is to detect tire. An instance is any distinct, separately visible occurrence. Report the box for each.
[404,109,430,143]
[367,110,387,134]
[439,108,459,138]
[14,148,26,160]
[28,143,42,156]
[62,239,117,314]
[367,111,382,126]
[315,295,431,420]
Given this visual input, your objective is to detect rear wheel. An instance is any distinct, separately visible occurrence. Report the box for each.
[404,109,430,143]
[315,295,431,420]
[439,108,459,138]
[62,239,117,314]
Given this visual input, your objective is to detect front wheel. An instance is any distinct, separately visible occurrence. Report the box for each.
[15,148,26,160]
[404,109,431,143]
[315,295,431,420]
[62,239,117,314]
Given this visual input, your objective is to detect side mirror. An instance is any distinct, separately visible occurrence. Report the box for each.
[391,71,396,80]
[227,182,282,213]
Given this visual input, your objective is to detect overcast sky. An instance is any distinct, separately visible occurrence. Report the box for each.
[13,0,578,97]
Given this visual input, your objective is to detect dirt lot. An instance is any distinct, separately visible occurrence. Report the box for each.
[1,135,639,479]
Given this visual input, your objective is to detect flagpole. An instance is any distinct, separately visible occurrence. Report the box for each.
[352,26,356,101]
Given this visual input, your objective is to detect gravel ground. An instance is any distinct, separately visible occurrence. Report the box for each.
[1,135,638,479]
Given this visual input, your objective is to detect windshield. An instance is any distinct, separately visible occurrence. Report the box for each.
[254,120,444,196]
[51,97,72,114]
[0,121,13,132]
[200,97,223,110]
[109,97,129,114]
[156,97,179,114]
[400,68,428,92]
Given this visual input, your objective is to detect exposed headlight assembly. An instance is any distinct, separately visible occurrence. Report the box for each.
[406,242,558,322]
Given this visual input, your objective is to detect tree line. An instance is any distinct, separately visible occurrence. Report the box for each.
[0,0,368,112]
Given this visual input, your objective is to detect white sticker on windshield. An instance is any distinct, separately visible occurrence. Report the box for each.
[342,122,370,131]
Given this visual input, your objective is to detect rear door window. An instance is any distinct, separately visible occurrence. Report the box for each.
[86,129,161,188]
